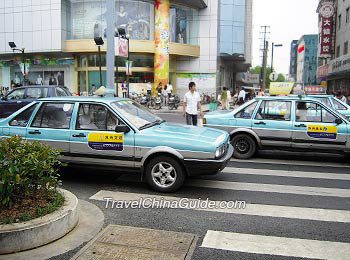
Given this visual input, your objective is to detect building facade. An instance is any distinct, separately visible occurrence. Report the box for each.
[289,40,298,82]
[296,34,318,85]
[0,0,252,97]
[326,0,350,94]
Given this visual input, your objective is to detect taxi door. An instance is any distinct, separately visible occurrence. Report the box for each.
[292,101,348,151]
[252,100,293,147]
[69,102,135,168]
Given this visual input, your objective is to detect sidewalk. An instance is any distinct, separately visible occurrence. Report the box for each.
[150,103,211,113]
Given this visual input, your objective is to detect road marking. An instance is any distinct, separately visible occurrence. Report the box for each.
[90,190,350,223]
[222,167,350,180]
[201,230,350,260]
[186,179,350,197]
[230,158,350,168]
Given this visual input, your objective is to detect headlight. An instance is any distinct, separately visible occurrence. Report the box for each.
[202,118,206,125]
[215,148,221,158]
[215,143,227,158]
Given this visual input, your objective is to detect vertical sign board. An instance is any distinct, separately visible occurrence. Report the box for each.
[318,0,335,57]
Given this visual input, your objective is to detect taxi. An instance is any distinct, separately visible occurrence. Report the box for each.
[0,97,233,192]
[203,96,349,159]
[307,94,350,120]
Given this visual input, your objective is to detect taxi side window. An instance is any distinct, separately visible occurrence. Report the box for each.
[296,102,336,123]
[32,103,74,129]
[7,88,25,100]
[76,104,124,131]
[9,104,37,127]
[333,99,347,110]
[235,101,257,119]
[255,101,291,121]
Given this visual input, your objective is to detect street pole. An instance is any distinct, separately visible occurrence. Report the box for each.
[106,0,115,95]
[115,44,119,97]
[98,45,102,88]
[262,41,269,91]
[22,48,25,86]
[271,43,274,72]
[127,36,130,98]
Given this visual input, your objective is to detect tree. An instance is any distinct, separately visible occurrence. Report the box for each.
[249,66,286,89]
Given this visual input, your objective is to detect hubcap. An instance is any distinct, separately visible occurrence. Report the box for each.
[235,138,250,154]
[151,162,177,188]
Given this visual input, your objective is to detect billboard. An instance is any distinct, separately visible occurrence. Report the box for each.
[270,82,304,95]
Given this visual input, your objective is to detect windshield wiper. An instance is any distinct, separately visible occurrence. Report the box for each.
[139,120,165,130]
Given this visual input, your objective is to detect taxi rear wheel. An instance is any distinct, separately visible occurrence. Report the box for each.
[145,156,185,193]
[231,134,256,159]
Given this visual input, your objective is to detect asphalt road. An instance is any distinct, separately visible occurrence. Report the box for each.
[50,112,350,260]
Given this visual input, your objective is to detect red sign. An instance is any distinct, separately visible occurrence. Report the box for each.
[298,45,305,53]
[304,85,327,94]
[319,1,334,57]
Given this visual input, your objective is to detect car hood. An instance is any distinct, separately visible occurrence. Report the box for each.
[140,122,229,152]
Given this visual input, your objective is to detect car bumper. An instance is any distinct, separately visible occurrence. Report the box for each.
[183,144,233,176]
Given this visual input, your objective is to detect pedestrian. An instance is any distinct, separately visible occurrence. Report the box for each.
[122,80,128,98]
[258,89,265,96]
[163,85,168,106]
[237,88,246,105]
[157,82,163,95]
[146,81,152,95]
[167,81,173,96]
[341,91,347,104]
[183,82,203,126]
[220,87,230,110]
[91,84,97,96]
[49,74,57,85]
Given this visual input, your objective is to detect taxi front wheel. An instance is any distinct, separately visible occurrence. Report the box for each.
[145,156,185,193]
[231,134,256,159]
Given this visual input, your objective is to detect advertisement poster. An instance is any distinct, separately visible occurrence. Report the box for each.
[71,0,151,40]
[270,82,304,95]
[176,73,216,97]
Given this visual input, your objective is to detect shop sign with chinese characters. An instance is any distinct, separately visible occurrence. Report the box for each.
[318,0,335,57]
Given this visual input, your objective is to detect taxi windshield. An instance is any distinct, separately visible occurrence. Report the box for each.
[111,100,164,129]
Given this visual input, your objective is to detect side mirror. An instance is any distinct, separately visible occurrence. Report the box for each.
[115,125,130,133]
[335,118,343,125]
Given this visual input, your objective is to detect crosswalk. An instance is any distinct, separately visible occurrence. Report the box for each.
[88,159,350,260]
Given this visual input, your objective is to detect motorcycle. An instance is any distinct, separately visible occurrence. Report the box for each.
[140,93,150,107]
[168,94,180,110]
[148,93,162,110]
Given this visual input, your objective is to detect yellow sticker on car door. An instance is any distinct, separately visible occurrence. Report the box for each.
[307,125,337,139]
[88,132,124,151]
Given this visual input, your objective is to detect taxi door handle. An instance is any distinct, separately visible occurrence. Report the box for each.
[72,133,86,138]
[28,130,41,135]
[295,124,306,128]
[254,121,266,125]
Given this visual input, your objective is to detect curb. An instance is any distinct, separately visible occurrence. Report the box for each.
[0,189,79,255]
[0,199,104,260]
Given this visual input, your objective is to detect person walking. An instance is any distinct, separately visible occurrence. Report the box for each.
[237,88,246,105]
[157,82,163,94]
[163,85,168,106]
[183,82,203,126]
[220,87,230,110]
[121,80,128,98]
[167,81,173,96]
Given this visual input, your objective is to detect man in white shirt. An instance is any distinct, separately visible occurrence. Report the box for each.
[183,82,203,126]
[167,82,173,95]
[238,88,246,105]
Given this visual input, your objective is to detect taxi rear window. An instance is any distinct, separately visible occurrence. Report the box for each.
[235,101,258,119]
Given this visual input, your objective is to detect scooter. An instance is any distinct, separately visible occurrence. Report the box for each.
[148,93,162,110]
[168,94,180,110]
[140,93,150,107]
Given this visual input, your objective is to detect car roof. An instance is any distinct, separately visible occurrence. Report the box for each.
[13,85,68,88]
[39,96,128,103]
[255,95,322,102]
[306,94,332,97]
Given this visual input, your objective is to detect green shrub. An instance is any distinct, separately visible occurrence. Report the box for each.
[0,136,63,208]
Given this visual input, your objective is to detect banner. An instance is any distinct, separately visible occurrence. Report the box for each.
[115,38,129,58]
[125,60,133,75]
[270,82,304,95]
[304,85,327,94]
[318,0,335,57]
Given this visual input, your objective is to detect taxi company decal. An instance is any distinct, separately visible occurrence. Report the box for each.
[88,132,124,151]
[307,125,337,139]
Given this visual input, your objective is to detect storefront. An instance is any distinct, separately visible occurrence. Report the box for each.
[327,54,350,94]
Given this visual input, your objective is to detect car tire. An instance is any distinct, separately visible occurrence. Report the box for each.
[231,134,256,159]
[145,156,185,193]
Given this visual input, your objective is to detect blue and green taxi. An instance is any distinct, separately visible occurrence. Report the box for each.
[0,97,233,192]
[307,94,350,120]
[203,96,349,159]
